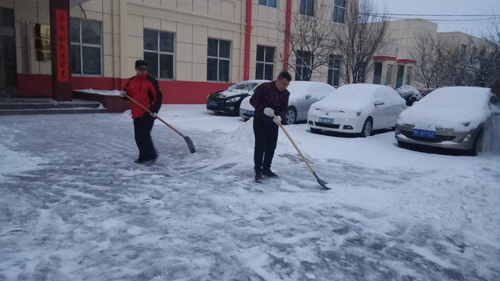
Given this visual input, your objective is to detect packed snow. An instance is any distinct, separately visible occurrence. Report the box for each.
[75,89,122,96]
[397,87,493,132]
[0,105,499,280]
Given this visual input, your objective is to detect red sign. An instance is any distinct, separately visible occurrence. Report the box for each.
[56,9,69,82]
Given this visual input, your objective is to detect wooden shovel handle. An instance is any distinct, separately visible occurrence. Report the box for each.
[125,94,183,136]
[273,115,315,174]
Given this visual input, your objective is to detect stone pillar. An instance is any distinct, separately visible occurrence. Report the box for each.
[49,0,72,101]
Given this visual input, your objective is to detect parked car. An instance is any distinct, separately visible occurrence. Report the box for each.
[396,85,422,106]
[206,80,270,115]
[395,87,500,155]
[307,84,406,137]
[239,81,335,124]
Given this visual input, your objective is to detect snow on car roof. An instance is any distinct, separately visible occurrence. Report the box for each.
[287,81,334,96]
[327,84,392,100]
[418,87,491,110]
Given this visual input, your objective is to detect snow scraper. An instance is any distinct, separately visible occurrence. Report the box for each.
[126,94,196,154]
[273,115,330,190]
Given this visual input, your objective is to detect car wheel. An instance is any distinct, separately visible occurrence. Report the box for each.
[471,131,483,156]
[360,118,373,138]
[285,106,297,125]
[310,128,321,134]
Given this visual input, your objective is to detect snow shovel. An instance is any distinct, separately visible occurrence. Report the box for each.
[273,115,329,190]
[126,94,196,154]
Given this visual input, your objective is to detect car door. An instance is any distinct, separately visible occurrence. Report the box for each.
[385,90,405,127]
[295,83,313,121]
[371,90,390,129]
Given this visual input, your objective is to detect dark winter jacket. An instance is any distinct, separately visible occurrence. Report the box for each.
[250,81,290,123]
[124,73,163,119]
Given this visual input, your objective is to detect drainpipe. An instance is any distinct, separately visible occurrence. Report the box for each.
[243,0,252,80]
[283,0,292,71]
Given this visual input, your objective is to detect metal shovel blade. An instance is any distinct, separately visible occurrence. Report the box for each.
[313,172,330,190]
[184,136,196,154]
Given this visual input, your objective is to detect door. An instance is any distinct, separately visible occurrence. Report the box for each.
[0,8,17,98]
[395,65,404,89]
[373,62,382,84]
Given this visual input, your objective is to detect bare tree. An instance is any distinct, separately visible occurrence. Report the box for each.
[277,1,336,81]
[416,23,500,88]
[411,33,447,88]
[332,0,391,84]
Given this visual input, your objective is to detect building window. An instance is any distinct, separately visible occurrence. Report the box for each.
[295,51,311,81]
[207,38,231,82]
[406,66,412,85]
[460,44,467,57]
[373,62,382,85]
[256,46,275,80]
[328,55,341,86]
[333,0,345,23]
[300,0,314,16]
[258,0,276,8]
[143,29,174,79]
[70,18,102,75]
[386,64,393,85]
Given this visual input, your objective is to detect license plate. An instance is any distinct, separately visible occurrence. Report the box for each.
[209,101,218,106]
[246,110,254,116]
[319,117,334,124]
[413,129,435,138]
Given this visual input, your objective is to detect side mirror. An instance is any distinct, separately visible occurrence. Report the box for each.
[374,98,385,106]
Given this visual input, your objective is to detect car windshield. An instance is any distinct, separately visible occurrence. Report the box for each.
[231,82,260,91]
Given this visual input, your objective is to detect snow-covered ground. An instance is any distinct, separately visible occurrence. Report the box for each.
[0,105,499,280]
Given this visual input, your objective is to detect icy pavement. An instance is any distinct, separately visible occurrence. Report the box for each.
[0,105,499,280]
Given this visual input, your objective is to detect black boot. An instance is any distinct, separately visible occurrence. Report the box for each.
[255,172,263,183]
[134,158,148,164]
[262,170,278,178]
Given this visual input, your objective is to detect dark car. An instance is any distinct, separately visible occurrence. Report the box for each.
[206,80,269,115]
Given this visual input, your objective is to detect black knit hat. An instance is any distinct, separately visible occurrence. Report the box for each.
[135,60,148,70]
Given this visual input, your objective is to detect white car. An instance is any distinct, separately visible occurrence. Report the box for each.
[395,87,500,155]
[307,84,406,137]
[239,81,335,124]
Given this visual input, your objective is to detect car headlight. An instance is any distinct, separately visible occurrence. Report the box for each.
[462,134,472,142]
[226,97,240,103]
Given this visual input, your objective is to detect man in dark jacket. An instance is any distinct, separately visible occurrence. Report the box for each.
[250,71,291,183]
[120,60,163,164]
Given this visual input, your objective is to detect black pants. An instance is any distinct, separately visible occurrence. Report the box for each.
[133,115,157,160]
[253,118,279,173]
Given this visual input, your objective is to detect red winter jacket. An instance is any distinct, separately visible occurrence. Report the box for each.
[124,73,163,119]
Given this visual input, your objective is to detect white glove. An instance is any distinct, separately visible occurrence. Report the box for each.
[273,115,282,124]
[263,107,274,117]
[119,90,127,98]
[150,112,158,118]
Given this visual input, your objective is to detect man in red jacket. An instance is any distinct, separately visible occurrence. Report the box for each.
[250,71,291,183]
[120,60,163,164]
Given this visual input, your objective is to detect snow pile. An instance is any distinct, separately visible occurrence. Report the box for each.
[0,144,43,181]
[75,89,121,96]
[397,87,492,132]
[396,85,422,106]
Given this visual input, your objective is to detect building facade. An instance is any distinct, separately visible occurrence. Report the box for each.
[0,0,477,103]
